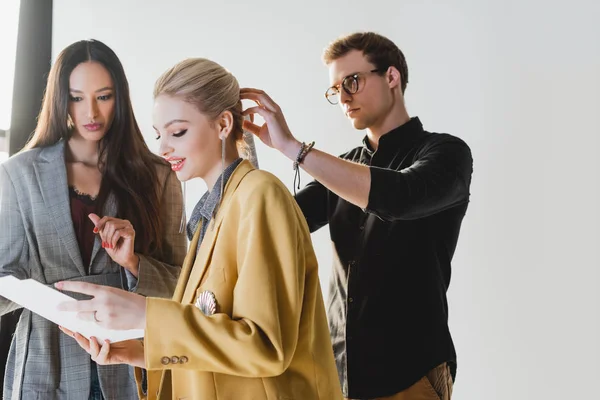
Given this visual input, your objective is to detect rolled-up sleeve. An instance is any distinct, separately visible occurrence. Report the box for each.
[366,136,473,221]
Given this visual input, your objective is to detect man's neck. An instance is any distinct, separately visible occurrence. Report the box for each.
[366,105,410,151]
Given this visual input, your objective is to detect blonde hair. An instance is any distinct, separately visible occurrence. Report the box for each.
[153,58,244,141]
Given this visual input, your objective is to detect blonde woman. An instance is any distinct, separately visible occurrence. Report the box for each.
[57,58,343,400]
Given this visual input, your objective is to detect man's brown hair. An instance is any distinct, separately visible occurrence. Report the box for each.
[323,32,409,93]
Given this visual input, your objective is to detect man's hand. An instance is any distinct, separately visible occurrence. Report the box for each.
[241,88,301,159]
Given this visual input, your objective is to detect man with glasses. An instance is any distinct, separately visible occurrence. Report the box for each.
[242,31,472,400]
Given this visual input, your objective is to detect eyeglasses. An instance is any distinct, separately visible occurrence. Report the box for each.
[325,69,384,105]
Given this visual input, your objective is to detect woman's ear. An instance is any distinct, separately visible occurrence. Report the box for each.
[217,110,234,140]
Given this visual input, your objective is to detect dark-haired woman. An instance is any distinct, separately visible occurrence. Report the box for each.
[0,39,186,400]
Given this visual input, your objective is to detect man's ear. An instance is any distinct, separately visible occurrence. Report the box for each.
[387,66,402,90]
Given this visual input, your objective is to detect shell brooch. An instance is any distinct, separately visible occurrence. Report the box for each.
[195,290,217,316]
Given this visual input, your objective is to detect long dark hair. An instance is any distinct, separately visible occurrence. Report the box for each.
[25,39,165,255]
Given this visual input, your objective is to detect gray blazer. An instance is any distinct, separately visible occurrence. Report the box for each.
[0,141,187,400]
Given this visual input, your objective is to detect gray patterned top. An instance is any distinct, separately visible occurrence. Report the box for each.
[186,158,243,250]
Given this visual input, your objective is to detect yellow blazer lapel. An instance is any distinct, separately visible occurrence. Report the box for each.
[181,160,255,305]
[181,218,222,304]
[171,226,202,302]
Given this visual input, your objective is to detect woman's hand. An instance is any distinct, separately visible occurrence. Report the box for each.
[89,213,140,276]
[55,281,146,331]
[59,326,145,368]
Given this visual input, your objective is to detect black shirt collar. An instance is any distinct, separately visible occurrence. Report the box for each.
[361,117,425,157]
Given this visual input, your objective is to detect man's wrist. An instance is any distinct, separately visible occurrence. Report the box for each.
[282,139,303,160]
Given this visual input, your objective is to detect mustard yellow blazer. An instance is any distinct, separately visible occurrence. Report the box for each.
[136,160,342,400]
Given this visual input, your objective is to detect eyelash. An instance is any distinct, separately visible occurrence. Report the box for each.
[69,94,113,102]
[155,129,188,140]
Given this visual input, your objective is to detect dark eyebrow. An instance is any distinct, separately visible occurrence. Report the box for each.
[152,119,190,131]
[69,87,114,93]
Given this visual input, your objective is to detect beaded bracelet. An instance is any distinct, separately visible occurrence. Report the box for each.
[293,142,307,171]
[293,141,315,195]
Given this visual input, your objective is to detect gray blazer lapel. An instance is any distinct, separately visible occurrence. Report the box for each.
[88,192,117,267]
[33,141,86,276]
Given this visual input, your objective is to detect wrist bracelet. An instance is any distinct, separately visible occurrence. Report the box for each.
[293,141,315,195]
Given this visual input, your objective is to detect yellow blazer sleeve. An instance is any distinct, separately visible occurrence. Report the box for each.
[144,181,305,377]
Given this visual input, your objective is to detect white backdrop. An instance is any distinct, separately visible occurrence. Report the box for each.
[53,1,600,398]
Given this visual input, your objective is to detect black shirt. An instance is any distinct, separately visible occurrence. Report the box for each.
[295,117,473,399]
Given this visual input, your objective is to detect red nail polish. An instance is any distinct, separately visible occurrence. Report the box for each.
[102,242,106,248]
[93,227,98,233]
